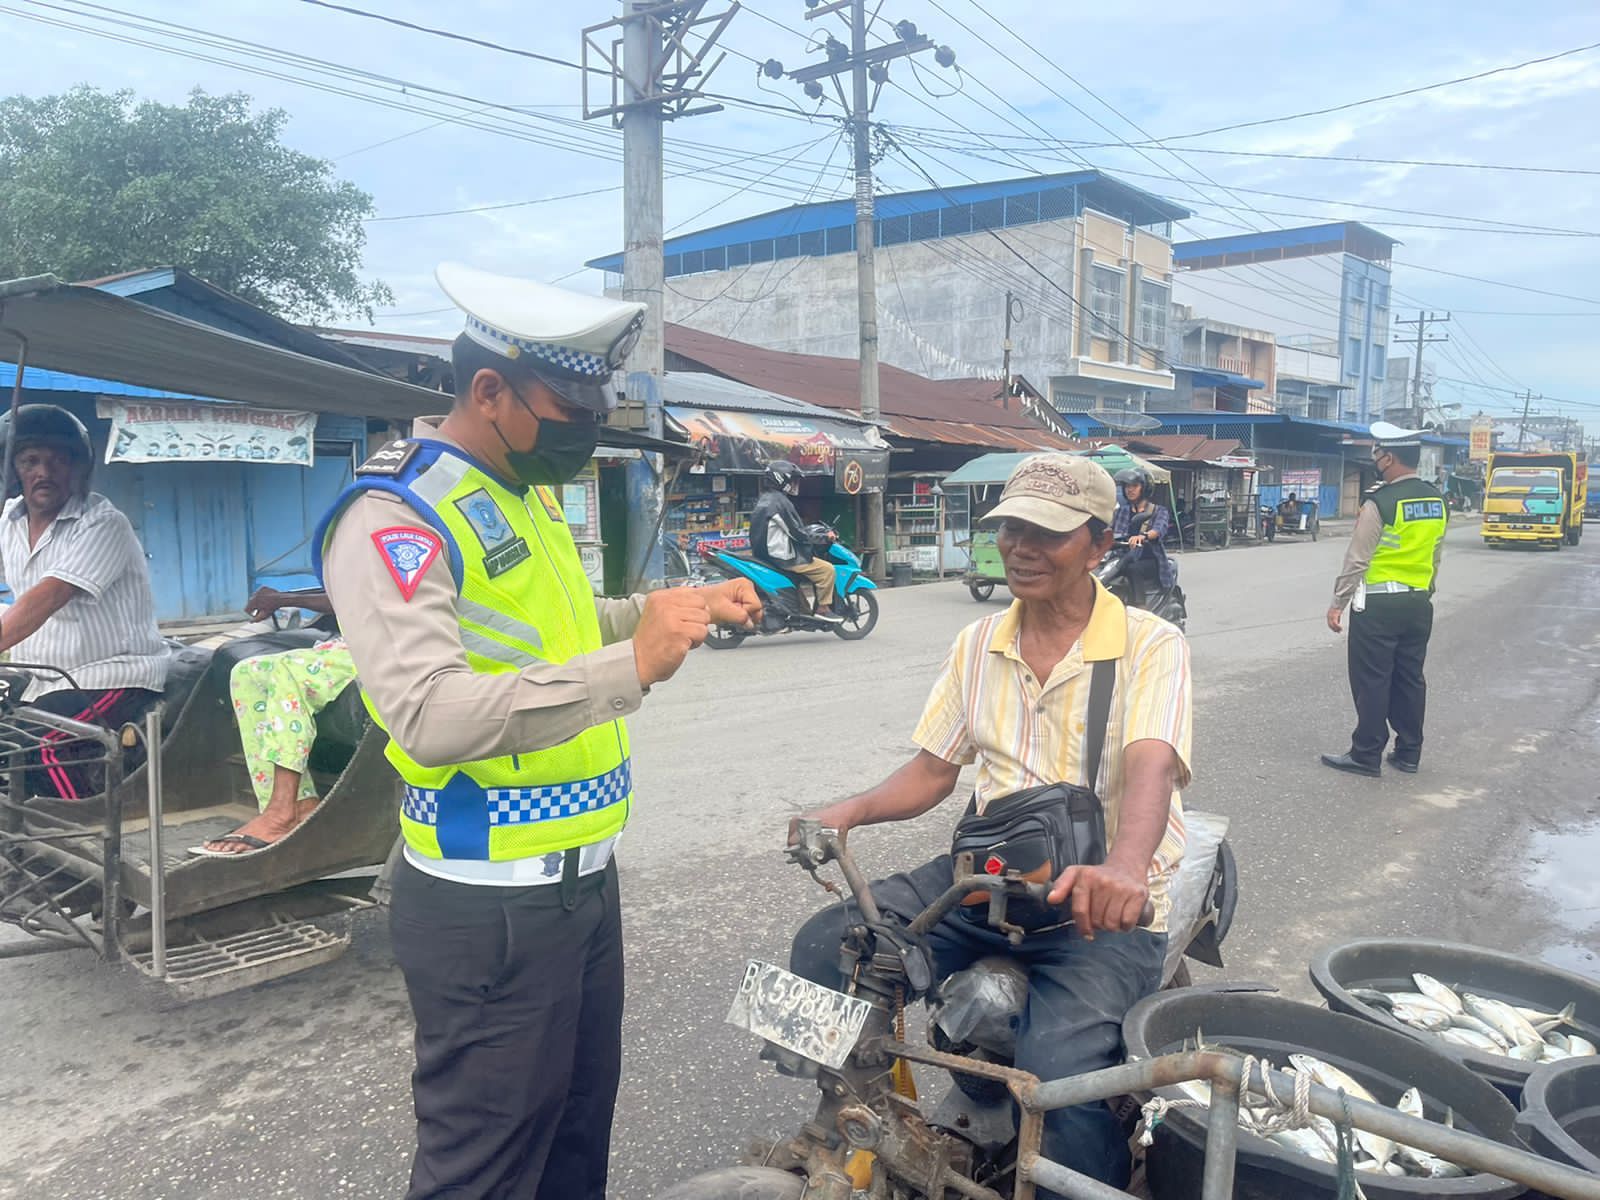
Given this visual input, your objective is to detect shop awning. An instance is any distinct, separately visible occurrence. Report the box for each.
[661,371,889,488]
[0,273,447,420]
[1174,364,1266,390]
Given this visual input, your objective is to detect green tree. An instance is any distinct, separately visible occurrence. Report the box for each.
[0,86,391,321]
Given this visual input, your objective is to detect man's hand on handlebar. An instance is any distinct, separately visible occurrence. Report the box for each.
[787,799,861,848]
[1046,860,1151,939]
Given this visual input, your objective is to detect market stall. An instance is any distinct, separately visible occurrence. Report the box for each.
[658,373,889,575]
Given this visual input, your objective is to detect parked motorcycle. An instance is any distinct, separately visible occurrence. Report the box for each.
[658,818,1236,1199]
[698,522,879,647]
[1258,504,1277,542]
[1095,542,1188,631]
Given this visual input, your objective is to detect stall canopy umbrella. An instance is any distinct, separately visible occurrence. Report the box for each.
[1075,444,1172,486]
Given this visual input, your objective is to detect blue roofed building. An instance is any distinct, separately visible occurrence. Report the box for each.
[587,169,1192,418]
[1171,221,1398,423]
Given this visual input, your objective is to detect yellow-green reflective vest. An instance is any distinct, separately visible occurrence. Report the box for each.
[316,440,629,863]
[1365,477,1448,591]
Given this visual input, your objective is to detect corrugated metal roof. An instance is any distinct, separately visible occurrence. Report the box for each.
[658,370,876,426]
[665,324,1070,451]
[1174,221,1398,263]
[588,170,1191,270]
[0,362,209,401]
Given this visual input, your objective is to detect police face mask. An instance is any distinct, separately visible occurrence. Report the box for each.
[493,380,600,486]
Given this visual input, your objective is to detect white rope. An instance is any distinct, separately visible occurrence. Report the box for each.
[1238,1054,1316,1135]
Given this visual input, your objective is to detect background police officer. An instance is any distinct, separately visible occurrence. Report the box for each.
[1323,423,1448,778]
[318,263,760,1200]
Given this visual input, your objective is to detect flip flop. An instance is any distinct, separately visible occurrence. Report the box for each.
[188,832,275,858]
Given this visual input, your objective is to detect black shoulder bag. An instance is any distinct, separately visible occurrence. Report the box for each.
[950,658,1116,931]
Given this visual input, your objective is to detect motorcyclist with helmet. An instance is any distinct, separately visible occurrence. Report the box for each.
[1112,467,1175,610]
[748,461,843,623]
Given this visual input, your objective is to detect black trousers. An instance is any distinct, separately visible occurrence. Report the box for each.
[25,687,160,799]
[388,856,624,1200]
[789,855,1167,1194]
[1346,593,1434,767]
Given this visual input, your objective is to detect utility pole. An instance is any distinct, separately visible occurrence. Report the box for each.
[1517,390,1538,450]
[784,3,953,571]
[1001,291,1023,405]
[583,1,737,588]
[1393,311,1450,426]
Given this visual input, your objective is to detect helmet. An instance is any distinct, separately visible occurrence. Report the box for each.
[762,460,800,491]
[1113,467,1149,493]
[0,405,93,489]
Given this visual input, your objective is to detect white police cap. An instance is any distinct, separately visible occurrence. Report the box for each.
[1369,420,1425,448]
[435,262,646,384]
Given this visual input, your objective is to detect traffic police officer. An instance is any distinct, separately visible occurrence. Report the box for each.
[316,263,761,1200]
[1322,422,1448,778]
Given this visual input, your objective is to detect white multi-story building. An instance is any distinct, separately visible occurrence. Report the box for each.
[586,170,1191,416]
[1170,222,1399,422]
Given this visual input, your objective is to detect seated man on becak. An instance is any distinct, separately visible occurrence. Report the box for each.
[0,405,169,798]
[747,460,842,622]
[193,587,356,857]
[789,453,1189,1194]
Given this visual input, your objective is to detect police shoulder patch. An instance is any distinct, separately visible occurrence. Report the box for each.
[358,440,420,477]
[372,526,442,601]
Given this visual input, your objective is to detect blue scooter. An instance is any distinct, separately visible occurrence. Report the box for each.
[697,522,879,648]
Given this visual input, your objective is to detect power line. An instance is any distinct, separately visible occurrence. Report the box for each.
[1130,39,1600,145]
[290,0,597,73]
[5,1,853,207]
[1393,262,1600,306]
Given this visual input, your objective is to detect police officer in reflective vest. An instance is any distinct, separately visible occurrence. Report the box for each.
[1322,423,1448,778]
[316,263,761,1199]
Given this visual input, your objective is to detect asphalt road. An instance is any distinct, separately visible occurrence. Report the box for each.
[2,519,1597,1199]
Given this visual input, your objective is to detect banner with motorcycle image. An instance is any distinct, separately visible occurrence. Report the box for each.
[98,399,316,466]
[665,405,890,491]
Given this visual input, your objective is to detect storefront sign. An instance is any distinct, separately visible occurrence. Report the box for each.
[666,405,889,488]
[1469,420,1493,461]
[1280,468,1321,492]
[100,399,316,466]
[835,449,889,495]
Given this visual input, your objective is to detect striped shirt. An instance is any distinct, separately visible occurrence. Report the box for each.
[0,493,169,699]
[913,579,1191,931]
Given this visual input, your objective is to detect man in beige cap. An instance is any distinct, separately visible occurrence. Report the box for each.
[787,453,1191,1193]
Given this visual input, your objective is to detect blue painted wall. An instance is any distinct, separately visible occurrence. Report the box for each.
[33,394,365,623]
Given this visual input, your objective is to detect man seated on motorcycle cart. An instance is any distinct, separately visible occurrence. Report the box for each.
[748,461,843,624]
[1111,466,1174,609]
[790,453,1189,1193]
[1277,492,1302,528]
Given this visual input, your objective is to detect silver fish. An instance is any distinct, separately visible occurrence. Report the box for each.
[1514,1002,1576,1031]
[1350,987,1396,1010]
[1448,1011,1510,1048]
[1436,1027,1504,1053]
[1540,1043,1572,1063]
[1269,1127,1336,1163]
[1508,1041,1544,1062]
[1568,1034,1598,1057]
[1386,991,1455,1015]
[1414,973,1465,1014]
[1392,1004,1453,1032]
[1397,1087,1423,1119]
[1289,1055,1394,1167]
[1463,994,1544,1048]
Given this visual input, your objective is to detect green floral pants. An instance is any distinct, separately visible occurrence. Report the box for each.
[230,643,358,811]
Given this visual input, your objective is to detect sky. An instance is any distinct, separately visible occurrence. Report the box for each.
[4,0,1599,431]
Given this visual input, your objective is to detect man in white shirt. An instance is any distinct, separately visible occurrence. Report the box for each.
[0,405,168,798]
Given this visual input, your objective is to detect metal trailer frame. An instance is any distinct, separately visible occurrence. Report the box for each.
[882,1045,1600,1200]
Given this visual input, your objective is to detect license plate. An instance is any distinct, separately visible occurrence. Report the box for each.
[725,960,873,1069]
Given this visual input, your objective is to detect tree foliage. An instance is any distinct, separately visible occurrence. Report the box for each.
[0,87,391,321]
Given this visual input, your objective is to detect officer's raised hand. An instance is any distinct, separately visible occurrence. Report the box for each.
[704,578,762,628]
[633,588,712,686]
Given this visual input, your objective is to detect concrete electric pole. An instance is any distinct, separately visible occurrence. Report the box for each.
[583,1,738,588]
[783,2,953,571]
[1393,310,1450,427]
